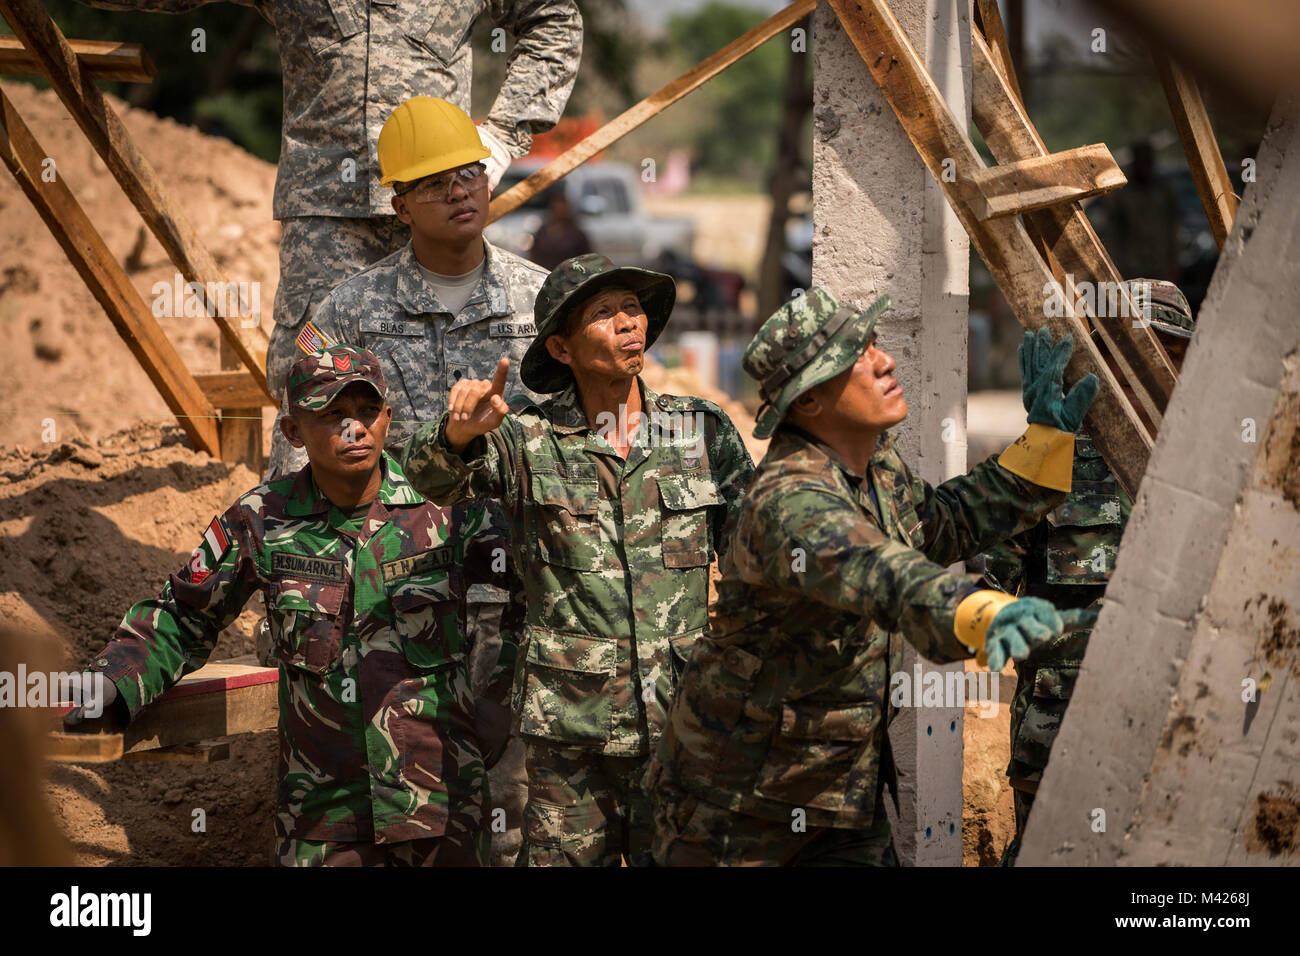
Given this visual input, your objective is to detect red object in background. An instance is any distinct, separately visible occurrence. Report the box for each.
[525,115,606,161]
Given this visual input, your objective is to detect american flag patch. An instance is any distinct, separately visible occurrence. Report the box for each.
[295,321,329,355]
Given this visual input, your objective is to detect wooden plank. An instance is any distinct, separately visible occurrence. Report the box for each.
[489,0,817,223]
[971,30,1178,428]
[973,0,1023,106]
[970,143,1125,220]
[827,0,1153,496]
[0,36,154,83]
[0,0,271,399]
[47,732,124,763]
[1155,54,1240,250]
[0,87,221,455]
[121,662,278,754]
[217,335,265,473]
[121,740,231,763]
[194,370,278,408]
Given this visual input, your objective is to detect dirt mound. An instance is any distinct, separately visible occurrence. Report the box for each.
[0,423,274,866]
[0,82,279,451]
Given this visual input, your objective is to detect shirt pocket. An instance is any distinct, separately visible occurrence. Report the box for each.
[300,0,364,56]
[389,569,463,670]
[1044,491,1124,585]
[271,582,346,677]
[754,699,878,813]
[656,474,724,568]
[517,625,616,745]
[530,473,603,571]
[402,0,477,64]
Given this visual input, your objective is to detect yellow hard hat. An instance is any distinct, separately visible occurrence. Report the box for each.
[378,96,490,188]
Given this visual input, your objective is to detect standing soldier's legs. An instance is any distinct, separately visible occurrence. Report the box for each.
[517,743,652,866]
[265,215,408,479]
[275,838,388,867]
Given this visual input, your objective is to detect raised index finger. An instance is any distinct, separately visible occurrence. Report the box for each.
[491,357,510,396]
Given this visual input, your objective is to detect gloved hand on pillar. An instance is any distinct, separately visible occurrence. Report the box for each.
[954,590,1099,672]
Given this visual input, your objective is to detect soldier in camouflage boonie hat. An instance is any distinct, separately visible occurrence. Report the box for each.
[1124,278,1195,338]
[286,346,388,412]
[520,253,676,393]
[745,287,892,440]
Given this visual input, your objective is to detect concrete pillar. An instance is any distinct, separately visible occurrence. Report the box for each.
[812,0,973,865]
[1020,96,1300,865]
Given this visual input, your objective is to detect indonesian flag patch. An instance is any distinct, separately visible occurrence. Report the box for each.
[187,516,230,585]
[295,320,330,355]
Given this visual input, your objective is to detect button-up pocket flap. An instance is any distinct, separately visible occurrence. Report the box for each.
[304,0,363,54]
[1032,665,1079,700]
[273,583,344,616]
[389,575,454,612]
[403,0,476,63]
[1048,493,1123,528]
[532,473,600,515]
[657,475,724,511]
[719,643,762,681]
[526,629,616,675]
[779,700,876,741]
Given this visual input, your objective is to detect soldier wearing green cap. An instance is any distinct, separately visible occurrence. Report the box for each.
[647,287,1102,866]
[402,253,755,866]
[986,278,1197,865]
[66,346,502,866]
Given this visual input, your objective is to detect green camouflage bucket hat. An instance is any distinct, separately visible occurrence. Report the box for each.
[521,253,676,393]
[745,287,891,440]
[287,346,387,411]
[1126,278,1195,338]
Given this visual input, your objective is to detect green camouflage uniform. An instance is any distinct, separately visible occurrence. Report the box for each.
[86,453,495,863]
[300,236,549,865]
[649,288,1068,866]
[982,433,1128,866]
[402,380,754,864]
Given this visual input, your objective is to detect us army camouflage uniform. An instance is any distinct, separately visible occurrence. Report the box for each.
[984,433,1129,865]
[403,380,755,865]
[303,235,549,865]
[84,0,584,412]
[649,288,1068,866]
[85,453,497,865]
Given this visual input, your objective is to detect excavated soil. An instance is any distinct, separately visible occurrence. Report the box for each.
[0,83,1010,865]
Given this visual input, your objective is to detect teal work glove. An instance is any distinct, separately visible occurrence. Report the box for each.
[1019,328,1099,434]
[984,597,1099,672]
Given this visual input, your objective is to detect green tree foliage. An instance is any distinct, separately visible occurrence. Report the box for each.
[663,2,786,183]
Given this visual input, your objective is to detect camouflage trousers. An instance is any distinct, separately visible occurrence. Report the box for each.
[466,597,528,867]
[651,789,898,867]
[517,742,655,867]
[999,786,1035,866]
[266,214,408,481]
[275,830,489,867]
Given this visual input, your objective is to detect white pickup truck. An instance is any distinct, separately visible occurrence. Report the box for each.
[485,160,695,268]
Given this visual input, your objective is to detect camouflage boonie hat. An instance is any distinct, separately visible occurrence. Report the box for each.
[287,346,387,411]
[1126,278,1195,338]
[521,253,676,393]
[745,287,891,440]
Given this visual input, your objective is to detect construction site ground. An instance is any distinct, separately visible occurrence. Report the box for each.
[0,84,1017,866]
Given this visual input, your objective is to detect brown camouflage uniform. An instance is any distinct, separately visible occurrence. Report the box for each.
[650,288,1070,866]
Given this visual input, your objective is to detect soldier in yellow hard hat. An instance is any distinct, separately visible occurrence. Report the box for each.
[273,96,553,867]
